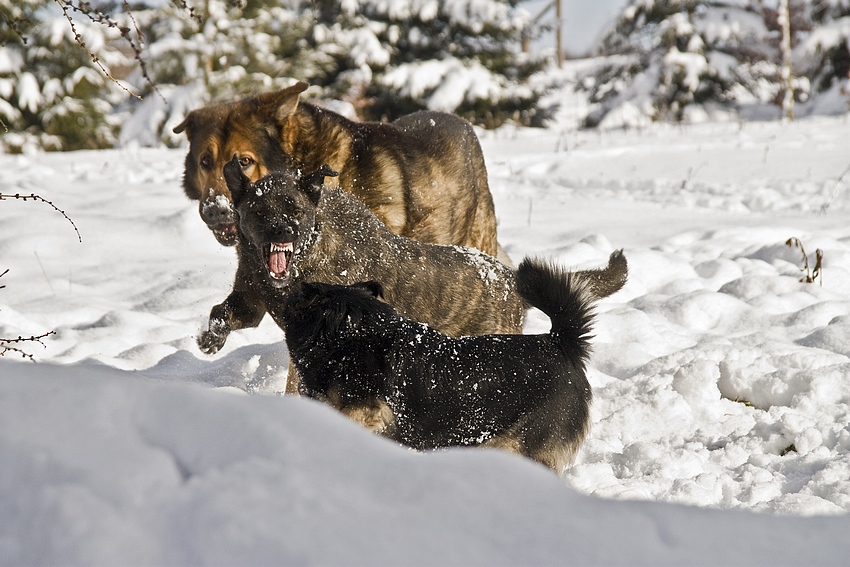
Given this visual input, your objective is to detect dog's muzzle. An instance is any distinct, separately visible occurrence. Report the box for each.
[200,197,238,246]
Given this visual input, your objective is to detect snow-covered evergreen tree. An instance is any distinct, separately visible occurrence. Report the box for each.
[304,0,548,127]
[581,0,815,127]
[119,0,314,146]
[795,0,850,110]
[0,0,130,152]
[3,0,550,149]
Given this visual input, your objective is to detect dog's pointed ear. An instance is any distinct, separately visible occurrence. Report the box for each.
[172,111,193,135]
[276,81,309,122]
[256,81,309,125]
[223,155,250,206]
[357,281,384,300]
[300,164,338,206]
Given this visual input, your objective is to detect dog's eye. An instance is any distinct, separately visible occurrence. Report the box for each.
[199,155,213,169]
[292,209,304,220]
[239,156,254,168]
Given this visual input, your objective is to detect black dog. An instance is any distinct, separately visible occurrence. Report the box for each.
[280,259,597,475]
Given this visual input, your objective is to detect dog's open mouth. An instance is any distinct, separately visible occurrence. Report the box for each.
[213,223,238,246]
[265,242,294,280]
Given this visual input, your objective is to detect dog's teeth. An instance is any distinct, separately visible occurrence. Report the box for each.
[269,242,294,253]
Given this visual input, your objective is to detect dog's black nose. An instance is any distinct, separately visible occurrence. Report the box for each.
[200,200,233,225]
[271,224,295,241]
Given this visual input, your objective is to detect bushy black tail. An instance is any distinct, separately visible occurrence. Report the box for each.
[515,258,597,370]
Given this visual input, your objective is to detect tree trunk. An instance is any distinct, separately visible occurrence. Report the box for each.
[779,0,794,121]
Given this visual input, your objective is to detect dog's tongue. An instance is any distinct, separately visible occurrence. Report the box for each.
[267,242,291,278]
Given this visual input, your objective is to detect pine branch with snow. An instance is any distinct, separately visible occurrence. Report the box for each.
[579,0,831,127]
[302,0,549,127]
[0,0,132,152]
[794,0,850,110]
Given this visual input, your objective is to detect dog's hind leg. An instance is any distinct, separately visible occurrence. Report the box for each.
[284,365,300,396]
[483,430,574,475]
[527,444,574,476]
[482,433,525,458]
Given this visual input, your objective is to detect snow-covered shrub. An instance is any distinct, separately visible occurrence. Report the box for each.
[581,0,819,127]
[794,0,850,113]
[305,0,549,127]
[118,0,313,147]
[119,0,549,145]
[0,0,130,152]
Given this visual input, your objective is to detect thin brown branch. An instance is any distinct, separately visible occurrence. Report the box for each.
[179,0,205,27]
[119,0,163,101]
[1,269,55,361]
[60,0,166,101]
[1,9,30,45]
[53,0,142,100]
[0,193,82,242]
[1,331,56,362]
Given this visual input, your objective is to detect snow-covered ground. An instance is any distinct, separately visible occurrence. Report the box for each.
[1,113,849,564]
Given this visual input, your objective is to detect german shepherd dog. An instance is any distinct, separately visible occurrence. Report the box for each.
[173,82,506,261]
[279,265,595,475]
[198,157,627,394]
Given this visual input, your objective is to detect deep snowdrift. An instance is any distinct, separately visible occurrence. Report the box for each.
[2,362,848,566]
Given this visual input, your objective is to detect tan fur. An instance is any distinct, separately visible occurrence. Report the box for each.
[174,82,506,260]
[483,423,587,475]
[326,385,395,434]
[340,404,396,434]
[482,434,525,455]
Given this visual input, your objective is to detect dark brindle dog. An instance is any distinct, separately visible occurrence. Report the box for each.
[173,81,506,261]
[279,264,595,475]
[199,157,628,394]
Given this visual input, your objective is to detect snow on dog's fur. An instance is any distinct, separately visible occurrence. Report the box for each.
[280,266,596,474]
[197,157,627,394]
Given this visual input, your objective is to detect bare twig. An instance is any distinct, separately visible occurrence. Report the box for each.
[820,162,850,214]
[811,248,823,284]
[119,0,163,101]
[0,331,56,362]
[786,237,824,285]
[53,0,143,100]
[1,9,30,44]
[179,0,205,26]
[0,193,82,242]
[0,270,55,361]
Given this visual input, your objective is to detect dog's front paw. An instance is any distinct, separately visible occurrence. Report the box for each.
[197,318,230,355]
